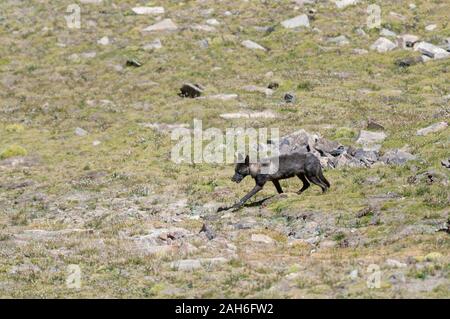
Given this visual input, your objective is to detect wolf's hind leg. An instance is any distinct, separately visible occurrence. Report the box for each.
[306,173,328,193]
[272,180,283,194]
[297,173,310,194]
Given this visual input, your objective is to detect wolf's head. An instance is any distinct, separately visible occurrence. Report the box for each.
[231,155,250,183]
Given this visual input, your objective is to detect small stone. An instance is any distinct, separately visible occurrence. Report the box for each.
[441,158,450,169]
[352,48,368,55]
[206,19,220,26]
[179,83,204,98]
[386,259,407,268]
[284,92,296,103]
[320,240,337,248]
[380,149,416,165]
[334,0,359,9]
[143,39,162,51]
[267,82,279,90]
[416,122,448,136]
[326,35,349,46]
[92,140,101,146]
[397,34,420,49]
[170,259,202,271]
[409,3,416,9]
[132,7,165,15]
[380,28,396,37]
[251,234,275,244]
[75,127,88,136]
[414,42,450,59]
[219,110,278,119]
[199,223,215,240]
[242,40,266,51]
[366,120,385,130]
[281,14,310,29]
[126,59,142,67]
[97,36,110,46]
[425,24,437,31]
[395,56,423,67]
[370,37,397,53]
[242,85,273,96]
[142,19,177,32]
[356,130,387,148]
[349,269,358,280]
[190,24,216,32]
[198,39,209,49]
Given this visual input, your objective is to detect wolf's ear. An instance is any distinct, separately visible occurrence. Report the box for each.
[245,155,249,165]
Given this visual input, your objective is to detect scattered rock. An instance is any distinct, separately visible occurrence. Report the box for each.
[395,56,423,67]
[425,24,437,32]
[326,35,349,46]
[170,259,202,271]
[75,127,88,137]
[241,40,266,51]
[206,19,220,26]
[126,59,142,67]
[397,34,419,49]
[251,234,275,244]
[200,223,215,240]
[267,82,279,90]
[97,36,110,46]
[370,37,397,53]
[132,6,165,15]
[414,42,450,59]
[141,123,189,134]
[143,39,162,51]
[142,19,178,32]
[281,14,310,29]
[416,122,448,136]
[320,240,337,249]
[334,0,359,9]
[0,156,39,168]
[283,92,296,103]
[380,149,416,165]
[366,120,385,130]
[352,48,368,55]
[190,24,216,32]
[408,170,449,186]
[386,259,407,268]
[202,94,238,101]
[380,28,396,38]
[179,83,204,98]
[356,130,387,150]
[441,159,450,169]
[219,110,278,119]
[242,85,273,96]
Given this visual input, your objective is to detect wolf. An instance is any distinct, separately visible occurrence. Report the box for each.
[230,152,330,210]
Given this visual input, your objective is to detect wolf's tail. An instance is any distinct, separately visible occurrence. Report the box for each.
[318,168,330,188]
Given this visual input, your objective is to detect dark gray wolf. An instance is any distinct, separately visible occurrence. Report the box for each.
[230,153,330,210]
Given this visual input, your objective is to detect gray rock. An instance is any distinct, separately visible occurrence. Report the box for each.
[380,28,397,37]
[370,37,397,53]
[326,35,349,46]
[395,56,423,67]
[198,39,209,49]
[380,149,416,165]
[416,122,448,136]
[190,24,216,32]
[241,40,266,51]
[251,234,275,244]
[283,92,296,103]
[425,24,437,32]
[386,259,407,268]
[97,36,110,46]
[132,6,164,15]
[206,19,220,26]
[314,138,343,156]
[414,42,450,59]
[281,14,310,29]
[219,110,278,119]
[199,223,215,240]
[143,39,162,51]
[441,159,450,169]
[170,259,202,271]
[334,0,359,9]
[242,85,273,96]
[356,130,387,149]
[203,93,238,101]
[397,34,419,49]
[352,48,368,55]
[126,59,142,67]
[142,19,177,32]
[75,127,88,136]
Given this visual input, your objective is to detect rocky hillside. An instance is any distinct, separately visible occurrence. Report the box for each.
[0,0,449,298]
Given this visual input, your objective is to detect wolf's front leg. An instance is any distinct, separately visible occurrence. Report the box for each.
[232,184,263,211]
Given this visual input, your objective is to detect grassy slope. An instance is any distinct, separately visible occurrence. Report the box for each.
[0,0,448,298]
